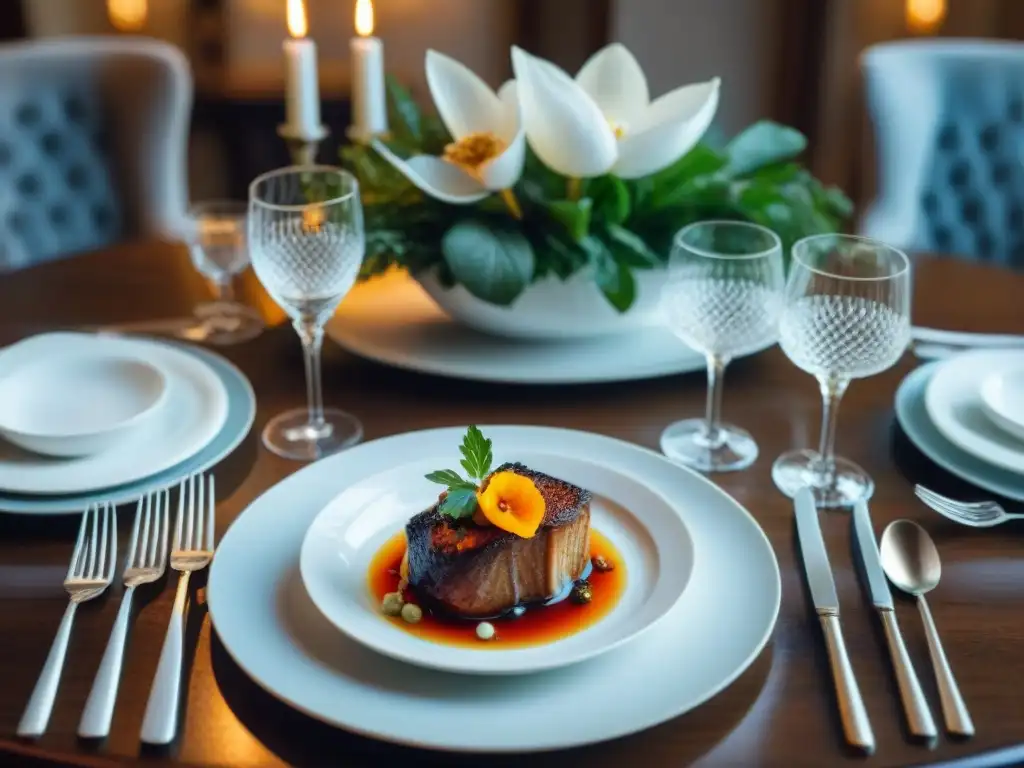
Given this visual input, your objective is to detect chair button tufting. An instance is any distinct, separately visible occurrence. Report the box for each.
[1008,207,1024,232]
[16,174,40,197]
[66,165,88,190]
[0,142,10,167]
[15,103,41,127]
[1009,99,1024,123]
[922,191,939,215]
[962,197,982,224]
[980,125,1001,152]
[92,205,112,230]
[40,132,62,156]
[48,205,69,226]
[949,161,970,189]
[64,96,86,123]
[6,211,25,233]
[992,161,1012,186]
[938,124,959,151]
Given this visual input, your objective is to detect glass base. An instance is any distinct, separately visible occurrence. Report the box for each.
[262,407,363,461]
[772,449,874,508]
[660,418,758,473]
[182,302,264,345]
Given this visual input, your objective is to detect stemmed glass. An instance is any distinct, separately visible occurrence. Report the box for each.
[773,234,911,507]
[248,166,365,461]
[660,221,785,472]
[184,200,265,345]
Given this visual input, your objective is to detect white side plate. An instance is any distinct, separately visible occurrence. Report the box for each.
[300,453,693,675]
[981,365,1024,444]
[208,426,780,753]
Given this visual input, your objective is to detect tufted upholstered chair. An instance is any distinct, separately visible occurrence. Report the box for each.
[860,40,1024,266]
[0,36,191,271]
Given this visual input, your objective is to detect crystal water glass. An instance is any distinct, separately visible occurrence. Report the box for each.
[248,166,366,461]
[185,200,264,345]
[660,221,785,472]
[772,234,911,507]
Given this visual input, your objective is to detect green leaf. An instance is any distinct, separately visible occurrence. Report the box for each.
[546,198,593,242]
[386,75,422,145]
[459,425,493,480]
[425,469,474,489]
[541,233,588,280]
[604,224,662,268]
[439,487,478,519]
[726,121,807,176]
[441,221,535,306]
[581,237,636,312]
[590,176,631,224]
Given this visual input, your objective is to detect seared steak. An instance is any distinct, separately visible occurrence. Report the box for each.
[404,463,592,618]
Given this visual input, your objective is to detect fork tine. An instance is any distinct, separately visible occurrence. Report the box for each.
[915,487,992,517]
[160,489,170,564]
[67,507,90,581]
[920,493,997,521]
[105,505,117,582]
[916,485,993,512]
[193,474,205,551]
[206,475,215,550]
[86,505,98,578]
[139,493,153,567]
[184,475,196,551]
[127,497,143,569]
[174,478,186,551]
[94,503,108,579]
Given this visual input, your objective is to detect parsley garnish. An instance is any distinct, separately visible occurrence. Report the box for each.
[425,426,494,519]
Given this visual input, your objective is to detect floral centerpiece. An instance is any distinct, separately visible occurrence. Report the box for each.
[340,44,851,337]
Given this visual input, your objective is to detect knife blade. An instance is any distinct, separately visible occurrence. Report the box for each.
[853,500,937,739]
[794,487,874,753]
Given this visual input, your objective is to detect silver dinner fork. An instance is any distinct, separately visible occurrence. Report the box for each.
[78,490,170,738]
[18,504,117,737]
[141,473,215,745]
[914,485,1024,527]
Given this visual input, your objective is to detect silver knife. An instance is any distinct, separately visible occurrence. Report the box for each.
[794,488,875,753]
[853,500,938,739]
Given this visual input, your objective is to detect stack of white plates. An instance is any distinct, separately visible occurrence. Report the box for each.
[325,274,774,385]
[0,332,255,514]
[896,350,1024,500]
[207,426,781,752]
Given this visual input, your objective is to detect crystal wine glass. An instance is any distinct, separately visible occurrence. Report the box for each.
[184,200,265,345]
[660,221,785,472]
[248,166,365,461]
[772,234,911,507]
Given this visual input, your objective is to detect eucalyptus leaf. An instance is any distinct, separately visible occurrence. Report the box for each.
[546,198,593,242]
[604,224,662,268]
[726,121,807,176]
[442,220,534,306]
[591,176,631,225]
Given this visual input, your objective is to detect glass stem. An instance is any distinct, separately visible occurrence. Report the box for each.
[703,354,728,448]
[296,322,327,431]
[216,276,234,304]
[814,374,850,486]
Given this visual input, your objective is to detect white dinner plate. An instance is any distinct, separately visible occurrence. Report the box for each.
[207,426,780,753]
[325,273,774,384]
[300,452,693,675]
[0,333,228,494]
[925,350,1024,475]
[896,364,1024,502]
[981,364,1024,443]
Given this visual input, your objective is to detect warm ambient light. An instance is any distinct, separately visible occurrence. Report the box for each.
[906,0,946,34]
[107,0,147,32]
[287,0,308,39]
[355,0,375,37]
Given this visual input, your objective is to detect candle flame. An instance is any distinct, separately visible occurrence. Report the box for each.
[355,0,374,37]
[906,0,945,34]
[107,0,147,31]
[287,0,308,39]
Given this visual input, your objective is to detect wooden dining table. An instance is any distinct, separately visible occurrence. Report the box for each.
[0,240,1023,767]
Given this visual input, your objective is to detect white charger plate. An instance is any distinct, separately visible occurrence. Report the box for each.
[925,350,1024,475]
[981,364,1024,443]
[896,363,1024,501]
[325,273,774,384]
[0,333,228,494]
[300,452,693,675]
[207,426,780,753]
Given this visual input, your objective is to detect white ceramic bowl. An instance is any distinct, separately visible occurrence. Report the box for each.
[415,267,667,340]
[0,355,167,457]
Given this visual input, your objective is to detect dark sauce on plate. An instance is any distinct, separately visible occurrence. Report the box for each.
[368,529,626,649]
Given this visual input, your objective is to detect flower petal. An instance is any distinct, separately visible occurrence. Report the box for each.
[373,142,489,204]
[478,124,526,191]
[495,78,519,142]
[511,46,617,178]
[425,49,504,140]
[614,78,720,179]
[575,43,649,125]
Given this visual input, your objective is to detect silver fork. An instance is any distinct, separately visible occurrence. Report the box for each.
[914,485,1024,527]
[18,504,117,738]
[79,490,170,738]
[141,473,215,745]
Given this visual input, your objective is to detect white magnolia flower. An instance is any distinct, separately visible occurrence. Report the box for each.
[375,50,525,206]
[511,43,720,180]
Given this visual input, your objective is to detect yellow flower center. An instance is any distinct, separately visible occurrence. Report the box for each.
[443,131,506,178]
[609,119,628,140]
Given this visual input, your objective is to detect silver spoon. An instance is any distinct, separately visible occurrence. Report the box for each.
[880,519,974,737]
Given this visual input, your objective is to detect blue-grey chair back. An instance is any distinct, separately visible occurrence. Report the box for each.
[861,39,1024,266]
[0,37,191,271]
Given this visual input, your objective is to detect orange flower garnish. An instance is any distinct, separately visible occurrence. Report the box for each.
[476,471,546,539]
